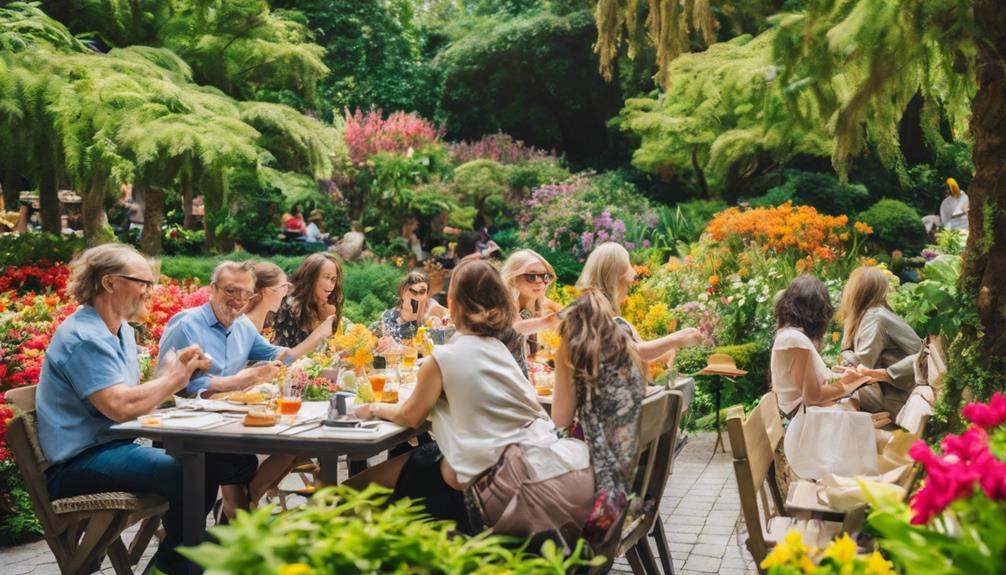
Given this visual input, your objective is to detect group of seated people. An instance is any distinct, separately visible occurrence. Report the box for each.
[771,268,925,480]
[32,236,918,573]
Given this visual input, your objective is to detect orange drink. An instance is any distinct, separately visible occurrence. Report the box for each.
[381,389,399,403]
[278,396,302,415]
[369,373,387,399]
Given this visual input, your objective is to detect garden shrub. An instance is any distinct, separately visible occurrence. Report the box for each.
[0,232,85,266]
[340,260,403,324]
[859,198,927,253]
[449,159,509,218]
[183,485,599,574]
[674,342,769,430]
[0,459,42,546]
[758,170,871,216]
[504,159,570,198]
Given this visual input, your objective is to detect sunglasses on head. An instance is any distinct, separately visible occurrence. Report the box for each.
[521,272,552,284]
[408,287,428,296]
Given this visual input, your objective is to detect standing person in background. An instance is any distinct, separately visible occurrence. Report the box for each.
[838,266,922,417]
[271,253,343,350]
[940,177,969,231]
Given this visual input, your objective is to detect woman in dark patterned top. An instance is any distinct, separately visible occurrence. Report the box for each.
[379,272,448,343]
[552,288,646,544]
[272,253,343,349]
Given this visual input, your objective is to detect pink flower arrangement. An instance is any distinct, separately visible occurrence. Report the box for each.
[447,132,556,165]
[908,392,1006,524]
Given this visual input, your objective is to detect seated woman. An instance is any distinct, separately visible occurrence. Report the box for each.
[577,242,703,362]
[501,249,562,357]
[283,205,307,238]
[349,260,593,538]
[271,253,343,350]
[551,288,648,544]
[838,266,922,417]
[773,275,880,479]
[380,271,448,343]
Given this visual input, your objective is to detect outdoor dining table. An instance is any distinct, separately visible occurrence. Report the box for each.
[107,400,428,573]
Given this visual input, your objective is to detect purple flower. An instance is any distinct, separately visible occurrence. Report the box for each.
[580,232,594,252]
[594,209,613,230]
[922,249,939,261]
[625,242,636,251]
[612,219,626,235]
[596,229,609,243]
[642,239,651,248]
[645,213,659,228]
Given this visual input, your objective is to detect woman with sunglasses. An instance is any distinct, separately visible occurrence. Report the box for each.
[380,272,448,343]
[500,250,562,343]
[271,253,343,350]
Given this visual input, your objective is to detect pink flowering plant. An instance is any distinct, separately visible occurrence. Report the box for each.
[863,392,1006,575]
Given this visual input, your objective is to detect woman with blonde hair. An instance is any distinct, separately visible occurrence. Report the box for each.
[500,250,562,361]
[576,242,703,362]
[839,266,921,416]
[552,288,648,543]
[349,260,593,538]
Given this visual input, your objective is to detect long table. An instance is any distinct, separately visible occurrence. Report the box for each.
[107,401,427,574]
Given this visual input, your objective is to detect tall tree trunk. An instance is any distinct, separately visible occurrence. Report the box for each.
[180,167,195,230]
[956,0,1006,402]
[691,148,710,199]
[140,185,164,255]
[39,167,61,234]
[81,180,110,246]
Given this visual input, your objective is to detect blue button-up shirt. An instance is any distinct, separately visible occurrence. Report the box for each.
[37,305,140,464]
[157,303,284,395]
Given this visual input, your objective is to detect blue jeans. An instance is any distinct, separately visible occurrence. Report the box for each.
[46,440,257,573]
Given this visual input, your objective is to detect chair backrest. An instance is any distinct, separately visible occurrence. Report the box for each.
[615,391,682,555]
[591,391,670,570]
[727,391,786,564]
[4,385,64,537]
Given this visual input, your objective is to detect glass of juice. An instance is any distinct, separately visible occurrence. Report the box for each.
[368,370,387,402]
[401,345,418,372]
[278,380,302,423]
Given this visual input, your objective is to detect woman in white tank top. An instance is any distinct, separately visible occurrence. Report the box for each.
[350,260,593,538]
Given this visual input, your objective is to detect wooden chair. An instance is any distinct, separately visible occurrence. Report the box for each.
[621,391,683,575]
[589,391,671,574]
[5,385,168,575]
[727,392,844,572]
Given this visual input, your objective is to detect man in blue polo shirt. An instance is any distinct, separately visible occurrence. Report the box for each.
[157,261,284,396]
[37,244,258,575]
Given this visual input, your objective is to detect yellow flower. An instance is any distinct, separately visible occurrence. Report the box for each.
[798,555,816,574]
[708,274,720,286]
[278,563,312,575]
[822,533,857,564]
[854,221,874,235]
[831,331,840,343]
[865,551,896,575]
[760,543,793,569]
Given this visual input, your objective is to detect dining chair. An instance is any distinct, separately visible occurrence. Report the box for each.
[5,385,167,575]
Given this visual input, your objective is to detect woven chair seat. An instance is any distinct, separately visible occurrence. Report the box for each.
[51,492,165,515]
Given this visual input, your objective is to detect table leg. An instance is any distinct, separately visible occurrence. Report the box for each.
[165,441,205,575]
[318,454,339,485]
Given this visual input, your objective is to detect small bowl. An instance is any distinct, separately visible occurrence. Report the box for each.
[138,414,162,427]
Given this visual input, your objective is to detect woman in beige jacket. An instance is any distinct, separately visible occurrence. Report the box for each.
[839,267,922,417]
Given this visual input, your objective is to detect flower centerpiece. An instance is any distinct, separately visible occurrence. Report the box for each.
[761,532,895,575]
[290,355,339,401]
[330,323,377,376]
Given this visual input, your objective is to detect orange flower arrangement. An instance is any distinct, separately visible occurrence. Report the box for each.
[331,323,377,372]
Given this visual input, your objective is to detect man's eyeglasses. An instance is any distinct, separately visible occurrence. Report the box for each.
[109,274,155,290]
[408,287,428,296]
[214,283,255,301]
[521,272,553,284]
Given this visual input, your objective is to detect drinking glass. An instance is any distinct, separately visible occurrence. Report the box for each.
[368,369,387,403]
[401,345,418,371]
[278,379,303,424]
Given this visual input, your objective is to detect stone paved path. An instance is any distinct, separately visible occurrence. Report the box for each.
[0,432,756,574]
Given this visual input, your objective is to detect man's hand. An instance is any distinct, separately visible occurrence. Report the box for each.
[246,361,281,385]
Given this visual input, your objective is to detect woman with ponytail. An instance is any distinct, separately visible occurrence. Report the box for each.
[350,260,593,538]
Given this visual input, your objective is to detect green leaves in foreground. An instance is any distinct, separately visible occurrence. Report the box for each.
[181,484,603,574]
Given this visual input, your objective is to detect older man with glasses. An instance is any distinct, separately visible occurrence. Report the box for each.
[157,260,292,397]
[36,244,258,575]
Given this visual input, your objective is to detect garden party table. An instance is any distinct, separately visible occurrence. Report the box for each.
[107,400,427,574]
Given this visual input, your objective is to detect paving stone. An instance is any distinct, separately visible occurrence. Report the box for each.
[690,543,726,558]
[682,554,722,572]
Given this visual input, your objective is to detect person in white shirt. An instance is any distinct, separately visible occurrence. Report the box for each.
[939,177,969,231]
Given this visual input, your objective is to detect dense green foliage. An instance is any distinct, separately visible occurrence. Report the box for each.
[859,199,927,254]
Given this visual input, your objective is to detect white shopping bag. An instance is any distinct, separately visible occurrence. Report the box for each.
[784,406,878,480]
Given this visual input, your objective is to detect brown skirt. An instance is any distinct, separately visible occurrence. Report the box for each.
[474,444,594,540]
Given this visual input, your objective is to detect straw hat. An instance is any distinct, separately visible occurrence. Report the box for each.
[308,209,324,222]
[698,353,747,377]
